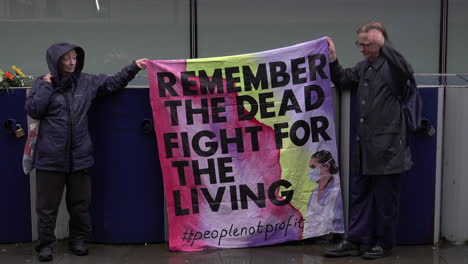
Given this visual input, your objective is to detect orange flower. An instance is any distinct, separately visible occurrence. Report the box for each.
[5,72,14,80]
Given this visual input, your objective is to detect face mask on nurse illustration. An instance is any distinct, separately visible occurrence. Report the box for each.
[308,157,333,182]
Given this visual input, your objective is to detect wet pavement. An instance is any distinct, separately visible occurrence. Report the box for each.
[1,240,467,264]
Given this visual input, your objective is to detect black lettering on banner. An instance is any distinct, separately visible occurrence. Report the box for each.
[192,130,217,157]
[201,187,226,212]
[181,71,198,96]
[173,179,296,217]
[291,57,307,85]
[211,97,227,123]
[157,72,178,97]
[290,120,310,146]
[268,180,294,206]
[308,54,328,81]
[304,84,325,111]
[186,99,210,125]
[278,89,301,116]
[199,69,224,95]
[181,215,310,246]
[164,132,178,158]
[230,224,239,236]
[193,159,217,185]
[230,185,239,210]
[225,67,241,93]
[165,53,333,219]
[243,64,268,91]
[166,126,263,160]
[310,116,332,142]
[174,190,189,216]
[164,100,182,126]
[220,128,244,154]
[236,95,258,121]
[180,132,191,157]
[256,221,264,233]
[273,116,332,149]
[240,183,266,209]
[217,157,234,183]
[245,126,262,152]
[259,92,275,118]
[240,227,248,236]
[273,123,289,149]
[172,160,189,186]
[269,61,290,88]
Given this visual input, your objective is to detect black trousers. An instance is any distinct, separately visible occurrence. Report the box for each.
[36,169,92,245]
[346,173,402,249]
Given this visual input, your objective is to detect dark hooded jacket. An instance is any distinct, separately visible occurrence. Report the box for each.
[25,43,141,172]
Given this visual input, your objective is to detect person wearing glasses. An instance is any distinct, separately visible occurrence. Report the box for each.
[322,21,415,259]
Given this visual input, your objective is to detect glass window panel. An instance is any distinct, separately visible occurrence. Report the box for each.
[197,0,439,73]
[447,0,468,73]
[0,0,189,76]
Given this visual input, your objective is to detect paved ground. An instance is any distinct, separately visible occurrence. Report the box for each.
[1,240,467,264]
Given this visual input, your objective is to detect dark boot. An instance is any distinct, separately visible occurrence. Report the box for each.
[69,240,89,256]
[361,245,392,259]
[322,239,361,257]
[36,244,53,262]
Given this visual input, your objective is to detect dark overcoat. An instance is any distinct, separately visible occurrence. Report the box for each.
[330,42,414,175]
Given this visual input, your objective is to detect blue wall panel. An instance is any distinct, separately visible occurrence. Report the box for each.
[0,90,32,242]
[88,89,165,243]
[397,88,438,244]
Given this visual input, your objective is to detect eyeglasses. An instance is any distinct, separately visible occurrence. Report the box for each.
[355,41,373,49]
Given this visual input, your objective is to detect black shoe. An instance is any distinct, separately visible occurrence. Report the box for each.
[322,239,361,257]
[361,245,392,259]
[69,240,89,256]
[37,245,53,262]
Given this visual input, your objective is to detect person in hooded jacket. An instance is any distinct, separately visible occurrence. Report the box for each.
[25,43,147,262]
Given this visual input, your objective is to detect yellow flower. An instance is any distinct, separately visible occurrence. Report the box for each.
[12,65,26,77]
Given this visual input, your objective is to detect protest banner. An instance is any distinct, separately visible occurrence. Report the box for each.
[147,37,343,251]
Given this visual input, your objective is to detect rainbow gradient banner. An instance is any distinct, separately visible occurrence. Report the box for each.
[147,37,344,251]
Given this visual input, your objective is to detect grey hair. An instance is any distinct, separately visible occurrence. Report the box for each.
[356,21,389,40]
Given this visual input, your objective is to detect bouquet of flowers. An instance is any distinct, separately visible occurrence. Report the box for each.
[0,65,34,95]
